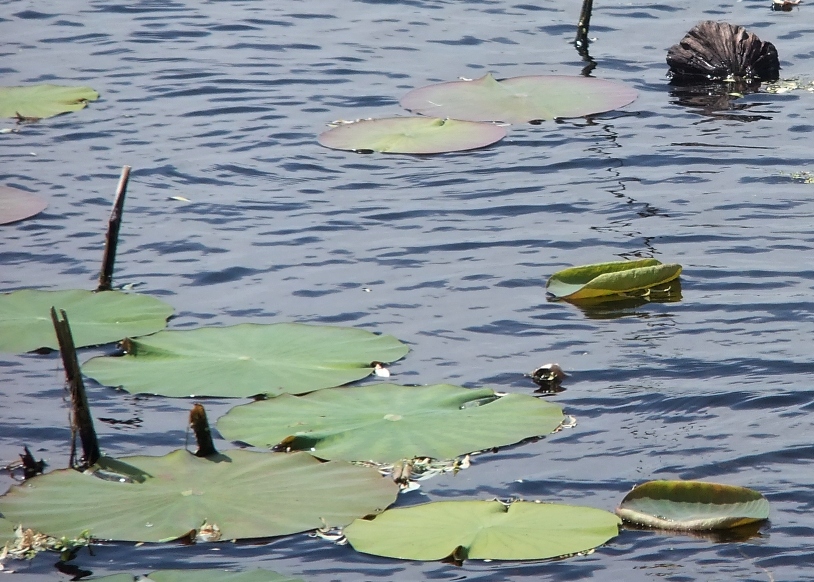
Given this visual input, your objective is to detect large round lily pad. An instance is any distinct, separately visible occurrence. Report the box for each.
[0,289,174,353]
[0,450,397,542]
[318,117,506,154]
[345,500,621,561]
[0,85,99,119]
[546,259,682,301]
[218,384,565,463]
[97,569,305,582]
[400,73,638,124]
[83,323,409,398]
[0,185,47,225]
[615,480,770,530]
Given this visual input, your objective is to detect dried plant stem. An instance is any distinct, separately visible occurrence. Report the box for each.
[97,165,131,292]
[50,308,100,469]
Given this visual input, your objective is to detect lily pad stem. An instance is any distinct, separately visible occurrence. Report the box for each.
[50,307,101,469]
[97,165,131,292]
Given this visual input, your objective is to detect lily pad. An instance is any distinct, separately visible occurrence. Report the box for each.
[0,185,48,225]
[615,480,770,531]
[546,259,682,301]
[0,289,174,353]
[83,323,409,398]
[318,117,506,154]
[344,500,621,561]
[96,569,305,582]
[0,85,99,119]
[217,384,565,463]
[400,73,638,124]
[0,450,397,542]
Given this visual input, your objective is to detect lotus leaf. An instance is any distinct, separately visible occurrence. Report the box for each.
[0,289,174,353]
[0,186,48,225]
[615,480,770,530]
[218,384,565,463]
[0,450,397,542]
[96,569,305,582]
[344,500,621,561]
[400,73,638,124]
[0,85,99,119]
[83,323,409,398]
[317,117,506,154]
[546,259,682,301]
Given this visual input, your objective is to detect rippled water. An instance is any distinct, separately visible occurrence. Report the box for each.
[2,0,814,580]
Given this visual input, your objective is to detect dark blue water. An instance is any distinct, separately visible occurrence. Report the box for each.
[2,0,814,580]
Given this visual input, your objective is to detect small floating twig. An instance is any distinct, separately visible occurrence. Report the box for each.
[97,165,131,292]
[50,307,101,469]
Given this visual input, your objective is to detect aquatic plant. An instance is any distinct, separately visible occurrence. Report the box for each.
[217,383,566,463]
[616,480,770,530]
[344,499,621,562]
[82,323,409,398]
[0,85,99,120]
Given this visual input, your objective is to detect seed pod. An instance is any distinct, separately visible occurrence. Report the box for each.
[667,21,780,83]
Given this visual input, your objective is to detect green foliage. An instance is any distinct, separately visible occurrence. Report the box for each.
[318,117,506,154]
[546,259,682,301]
[615,480,770,530]
[400,73,638,124]
[83,323,409,397]
[0,289,174,353]
[0,85,99,119]
[217,384,565,463]
[0,450,397,543]
[344,500,621,561]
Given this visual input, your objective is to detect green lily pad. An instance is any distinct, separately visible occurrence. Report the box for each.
[0,289,174,353]
[615,480,770,530]
[218,384,565,463]
[400,73,638,124]
[0,450,397,542]
[0,185,48,225]
[546,259,682,301]
[345,500,621,561]
[83,323,409,398]
[317,117,506,154]
[96,569,305,582]
[0,85,99,119]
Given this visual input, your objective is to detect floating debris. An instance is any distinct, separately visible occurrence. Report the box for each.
[667,21,780,84]
[528,363,568,394]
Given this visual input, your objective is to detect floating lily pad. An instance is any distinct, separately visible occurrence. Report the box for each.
[0,289,174,353]
[546,259,682,301]
[83,323,409,398]
[0,185,48,225]
[96,569,305,582]
[218,384,565,463]
[615,480,770,530]
[318,117,506,154]
[0,450,397,542]
[345,500,621,561]
[0,85,99,119]
[400,73,638,124]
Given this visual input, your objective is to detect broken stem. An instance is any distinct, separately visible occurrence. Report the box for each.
[97,165,131,292]
[189,404,218,457]
[50,308,101,469]
[575,0,593,49]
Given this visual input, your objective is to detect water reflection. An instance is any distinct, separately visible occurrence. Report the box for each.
[558,278,683,320]
[669,81,774,122]
[621,519,766,543]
